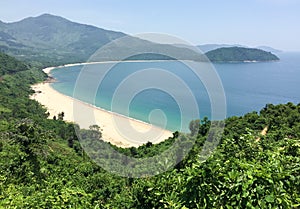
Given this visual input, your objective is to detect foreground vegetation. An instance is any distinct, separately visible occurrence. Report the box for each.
[0,52,299,208]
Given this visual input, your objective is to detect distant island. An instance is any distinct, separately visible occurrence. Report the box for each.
[197,44,282,54]
[205,47,280,62]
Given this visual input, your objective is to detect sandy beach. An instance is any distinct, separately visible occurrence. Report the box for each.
[30,64,173,147]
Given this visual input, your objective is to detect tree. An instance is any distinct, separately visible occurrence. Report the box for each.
[11,119,48,180]
[189,119,200,136]
[199,116,211,136]
[89,124,102,139]
[58,112,64,120]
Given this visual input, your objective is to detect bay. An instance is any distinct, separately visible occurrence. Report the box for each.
[50,52,300,132]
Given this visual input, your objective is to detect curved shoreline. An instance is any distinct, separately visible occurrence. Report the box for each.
[43,60,174,75]
[30,63,173,148]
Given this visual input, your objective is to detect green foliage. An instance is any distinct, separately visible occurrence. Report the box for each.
[205,47,280,62]
[0,52,29,76]
[0,52,299,208]
[104,104,300,208]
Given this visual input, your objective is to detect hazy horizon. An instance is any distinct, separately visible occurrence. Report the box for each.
[0,0,299,51]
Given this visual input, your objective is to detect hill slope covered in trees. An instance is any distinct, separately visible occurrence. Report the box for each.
[205,47,280,62]
[0,52,299,208]
[0,14,205,65]
[0,52,29,76]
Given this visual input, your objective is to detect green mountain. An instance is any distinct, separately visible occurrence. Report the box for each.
[3,14,124,48]
[0,14,126,64]
[0,14,205,65]
[205,47,280,62]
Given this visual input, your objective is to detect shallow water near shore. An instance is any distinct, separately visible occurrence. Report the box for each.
[50,52,300,132]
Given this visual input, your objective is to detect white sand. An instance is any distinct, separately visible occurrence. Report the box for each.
[30,65,173,147]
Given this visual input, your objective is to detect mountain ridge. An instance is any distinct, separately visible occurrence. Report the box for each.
[0,14,280,65]
[1,14,126,56]
[0,14,206,65]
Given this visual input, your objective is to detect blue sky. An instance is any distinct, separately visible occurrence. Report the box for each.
[0,0,299,51]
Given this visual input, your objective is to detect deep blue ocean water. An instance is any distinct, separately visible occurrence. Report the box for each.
[50,52,300,132]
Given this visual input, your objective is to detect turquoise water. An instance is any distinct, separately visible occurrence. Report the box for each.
[51,52,300,132]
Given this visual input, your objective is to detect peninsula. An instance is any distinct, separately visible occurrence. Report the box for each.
[205,47,280,62]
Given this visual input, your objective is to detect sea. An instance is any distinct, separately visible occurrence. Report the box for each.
[50,52,300,132]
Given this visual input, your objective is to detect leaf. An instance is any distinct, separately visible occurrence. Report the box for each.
[265,195,274,203]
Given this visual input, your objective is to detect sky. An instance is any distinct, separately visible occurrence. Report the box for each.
[0,0,299,51]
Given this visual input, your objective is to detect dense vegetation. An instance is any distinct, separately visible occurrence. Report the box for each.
[0,52,299,208]
[0,52,29,76]
[205,47,279,62]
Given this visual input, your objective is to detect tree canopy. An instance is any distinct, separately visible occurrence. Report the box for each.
[205,47,280,62]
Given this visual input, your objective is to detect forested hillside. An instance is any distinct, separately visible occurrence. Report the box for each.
[205,47,279,62]
[0,14,206,65]
[0,52,299,208]
[0,52,29,76]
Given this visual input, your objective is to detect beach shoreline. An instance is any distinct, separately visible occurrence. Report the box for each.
[43,60,176,75]
[30,63,173,148]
